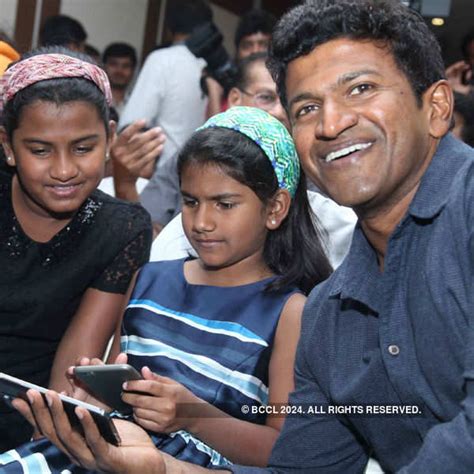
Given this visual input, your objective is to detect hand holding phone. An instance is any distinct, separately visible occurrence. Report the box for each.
[0,372,120,446]
[73,364,143,415]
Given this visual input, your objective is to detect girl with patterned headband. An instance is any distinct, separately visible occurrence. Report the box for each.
[6,106,331,472]
[0,49,152,450]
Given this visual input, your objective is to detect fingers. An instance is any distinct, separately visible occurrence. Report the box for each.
[44,392,96,468]
[114,352,128,365]
[75,408,118,470]
[141,366,172,383]
[11,396,39,431]
[117,119,148,143]
[112,125,165,177]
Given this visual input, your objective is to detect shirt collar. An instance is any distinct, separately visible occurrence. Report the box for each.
[408,133,469,219]
[329,223,381,309]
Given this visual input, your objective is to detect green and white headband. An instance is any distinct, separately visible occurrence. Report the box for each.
[198,106,300,197]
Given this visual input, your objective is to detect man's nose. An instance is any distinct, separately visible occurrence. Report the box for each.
[315,99,358,139]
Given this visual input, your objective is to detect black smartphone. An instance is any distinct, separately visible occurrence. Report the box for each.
[74,364,143,415]
[0,372,120,446]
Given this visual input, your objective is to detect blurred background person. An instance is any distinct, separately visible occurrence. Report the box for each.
[39,14,87,52]
[84,43,101,64]
[102,42,137,117]
[0,31,19,75]
[234,9,276,62]
[119,0,211,167]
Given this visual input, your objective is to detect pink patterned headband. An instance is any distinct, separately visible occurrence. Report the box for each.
[0,53,112,108]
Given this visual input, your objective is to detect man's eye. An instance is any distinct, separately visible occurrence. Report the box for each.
[75,146,93,154]
[183,198,198,208]
[257,93,275,102]
[350,83,373,96]
[218,202,235,210]
[295,104,318,119]
[30,148,48,156]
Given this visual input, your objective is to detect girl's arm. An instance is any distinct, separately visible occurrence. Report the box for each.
[124,292,306,466]
[48,287,129,394]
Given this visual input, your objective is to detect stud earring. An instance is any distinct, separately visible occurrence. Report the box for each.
[271,219,277,225]
[6,156,12,162]
[105,152,110,161]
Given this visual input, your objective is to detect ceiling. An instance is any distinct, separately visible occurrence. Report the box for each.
[212,0,474,66]
[429,0,474,65]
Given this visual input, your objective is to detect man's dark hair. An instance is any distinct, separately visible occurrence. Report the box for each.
[268,0,445,108]
[166,0,212,35]
[233,51,268,90]
[103,42,137,68]
[235,9,276,48]
[39,15,87,48]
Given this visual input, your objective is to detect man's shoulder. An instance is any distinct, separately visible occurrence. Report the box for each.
[146,44,196,64]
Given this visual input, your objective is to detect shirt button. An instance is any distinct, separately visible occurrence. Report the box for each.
[388,345,400,356]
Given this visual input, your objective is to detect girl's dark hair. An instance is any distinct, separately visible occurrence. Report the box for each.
[2,46,110,142]
[177,127,332,295]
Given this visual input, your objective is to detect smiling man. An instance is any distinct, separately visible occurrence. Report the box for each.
[14,1,474,473]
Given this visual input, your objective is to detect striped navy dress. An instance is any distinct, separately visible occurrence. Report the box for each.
[0,258,299,472]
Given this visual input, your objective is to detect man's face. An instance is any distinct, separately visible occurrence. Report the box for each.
[237,32,271,60]
[286,38,438,215]
[104,56,135,89]
[229,61,289,129]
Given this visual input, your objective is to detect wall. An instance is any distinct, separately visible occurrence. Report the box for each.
[0,0,18,39]
[211,2,239,59]
[60,0,148,58]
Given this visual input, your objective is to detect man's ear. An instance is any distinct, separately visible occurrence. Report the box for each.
[227,87,244,107]
[266,189,292,230]
[0,127,16,167]
[425,80,453,138]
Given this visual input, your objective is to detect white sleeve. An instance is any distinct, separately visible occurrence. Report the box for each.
[118,51,166,130]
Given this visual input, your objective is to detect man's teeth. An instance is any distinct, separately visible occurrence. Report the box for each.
[325,142,372,162]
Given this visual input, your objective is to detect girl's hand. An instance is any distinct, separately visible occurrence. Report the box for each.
[66,352,129,409]
[122,367,203,434]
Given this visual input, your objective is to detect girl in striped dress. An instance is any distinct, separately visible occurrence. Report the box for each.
[6,106,331,472]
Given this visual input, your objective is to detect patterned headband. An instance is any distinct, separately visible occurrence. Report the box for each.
[0,53,112,109]
[198,106,300,197]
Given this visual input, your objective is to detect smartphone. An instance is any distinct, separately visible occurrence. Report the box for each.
[0,372,120,446]
[74,364,143,415]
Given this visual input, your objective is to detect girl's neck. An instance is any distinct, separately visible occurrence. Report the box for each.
[11,175,74,243]
[184,256,274,288]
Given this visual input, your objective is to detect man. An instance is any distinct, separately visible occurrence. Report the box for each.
[234,9,276,62]
[39,15,87,52]
[205,8,276,118]
[119,0,210,168]
[102,42,137,116]
[15,0,474,472]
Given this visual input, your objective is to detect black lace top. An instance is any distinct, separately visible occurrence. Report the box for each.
[0,170,152,447]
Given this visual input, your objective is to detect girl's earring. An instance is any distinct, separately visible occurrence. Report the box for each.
[6,156,12,163]
[271,219,277,225]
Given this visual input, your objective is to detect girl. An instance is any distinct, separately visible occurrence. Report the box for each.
[8,106,331,472]
[0,49,152,450]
